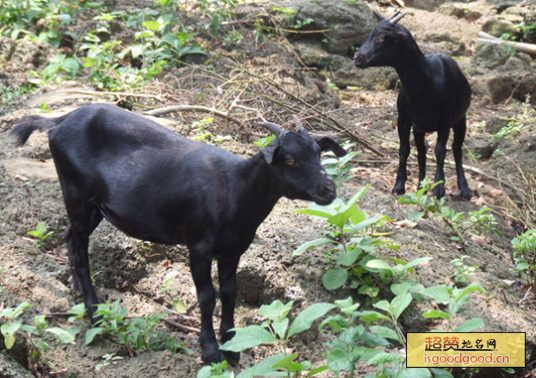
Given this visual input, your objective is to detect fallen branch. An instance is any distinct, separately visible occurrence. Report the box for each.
[143,105,247,132]
[477,31,536,56]
[163,317,200,334]
[66,89,165,101]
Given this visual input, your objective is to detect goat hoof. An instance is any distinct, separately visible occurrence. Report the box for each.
[433,185,445,198]
[392,185,405,196]
[460,188,472,200]
[202,348,226,364]
[223,350,240,366]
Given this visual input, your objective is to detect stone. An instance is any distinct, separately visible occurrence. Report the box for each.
[276,0,376,56]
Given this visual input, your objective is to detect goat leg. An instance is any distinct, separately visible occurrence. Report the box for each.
[433,128,450,198]
[393,119,412,195]
[218,258,241,365]
[453,117,472,199]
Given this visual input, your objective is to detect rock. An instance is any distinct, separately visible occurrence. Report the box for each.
[471,73,536,104]
[439,1,491,21]
[481,17,520,38]
[484,115,508,134]
[0,354,34,378]
[276,0,376,56]
[469,138,499,160]
[404,0,449,11]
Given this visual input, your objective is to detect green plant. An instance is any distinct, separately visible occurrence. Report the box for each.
[85,299,184,354]
[219,299,335,378]
[0,85,34,106]
[398,178,500,241]
[294,186,394,302]
[511,229,536,292]
[1,301,32,349]
[450,255,478,285]
[197,360,235,378]
[421,282,486,332]
[27,221,54,249]
[493,95,535,140]
[321,142,357,193]
[190,116,232,145]
[37,53,82,83]
[161,271,187,314]
[95,353,123,378]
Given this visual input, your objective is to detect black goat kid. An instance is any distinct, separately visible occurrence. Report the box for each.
[354,11,472,199]
[12,104,346,363]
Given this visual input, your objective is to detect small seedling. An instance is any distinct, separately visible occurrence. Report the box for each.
[27,222,54,249]
[450,255,478,285]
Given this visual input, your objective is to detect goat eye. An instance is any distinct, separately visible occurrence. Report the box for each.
[285,158,295,166]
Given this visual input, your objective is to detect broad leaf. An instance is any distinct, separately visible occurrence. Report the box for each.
[323,268,348,290]
[391,293,412,321]
[453,318,484,332]
[294,238,334,256]
[85,327,104,345]
[220,326,276,352]
[288,303,336,337]
[395,368,431,378]
[369,325,400,342]
[46,327,76,344]
[422,309,450,319]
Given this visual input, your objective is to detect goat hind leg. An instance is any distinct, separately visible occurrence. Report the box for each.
[65,206,103,322]
[393,118,412,195]
[413,129,427,190]
[453,118,472,199]
[433,128,450,198]
[190,251,224,363]
[217,257,241,364]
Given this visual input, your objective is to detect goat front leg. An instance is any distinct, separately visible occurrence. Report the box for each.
[453,117,472,199]
[217,257,240,364]
[393,116,412,195]
[413,128,427,189]
[433,128,450,198]
[190,251,224,363]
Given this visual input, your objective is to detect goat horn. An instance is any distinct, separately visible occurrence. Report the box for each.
[389,11,407,25]
[258,121,287,137]
[291,115,306,132]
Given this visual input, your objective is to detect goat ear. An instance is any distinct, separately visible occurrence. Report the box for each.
[373,10,385,22]
[313,136,347,157]
[261,139,281,164]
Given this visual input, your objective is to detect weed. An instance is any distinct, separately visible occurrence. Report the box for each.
[493,95,535,140]
[161,271,187,314]
[85,299,185,354]
[191,116,232,145]
[294,186,394,302]
[0,85,34,106]
[511,229,536,292]
[95,353,123,378]
[398,177,500,241]
[450,255,478,286]
[321,142,357,194]
[219,300,335,378]
[27,221,54,249]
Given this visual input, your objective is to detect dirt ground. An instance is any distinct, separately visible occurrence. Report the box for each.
[1,1,536,378]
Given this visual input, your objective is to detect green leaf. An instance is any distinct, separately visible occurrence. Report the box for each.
[270,352,305,372]
[236,353,288,378]
[323,268,348,290]
[365,259,393,272]
[395,368,431,378]
[369,325,400,342]
[46,327,76,344]
[271,318,289,339]
[288,303,336,337]
[423,285,451,304]
[350,214,386,235]
[1,321,22,349]
[259,300,293,321]
[453,318,484,332]
[422,309,450,319]
[429,368,455,378]
[85,327,104,345]
[391,293,412,320]
[366,351,400,364]
[455,283,485,304]
[306,365,328,377]
[327,348,354,372]
[220,326,276,352]
[328,205,358,229]
[391,282,412,296]
[337,250,360,266]
[143,20,160,31]
[293,238,334,256]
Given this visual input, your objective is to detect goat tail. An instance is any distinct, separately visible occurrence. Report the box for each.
[11,115,62,146]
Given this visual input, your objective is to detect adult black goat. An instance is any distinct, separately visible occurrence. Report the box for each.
[11,103,346,363]
[354,11,472,199]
